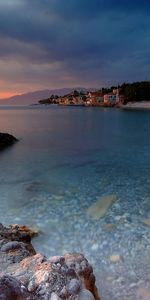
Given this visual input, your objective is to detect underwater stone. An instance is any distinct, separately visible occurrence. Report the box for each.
[109,255,121,263]
[86,194,117,219]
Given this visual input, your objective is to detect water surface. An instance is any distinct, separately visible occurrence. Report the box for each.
[0,106,150,300]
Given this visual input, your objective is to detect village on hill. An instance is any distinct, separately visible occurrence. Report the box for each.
[38,81,150,107]
[38,88,124,107]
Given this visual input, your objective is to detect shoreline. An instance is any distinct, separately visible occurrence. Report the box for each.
[1,101,150,111]
[121,101,150,111]
[36,101,150,111]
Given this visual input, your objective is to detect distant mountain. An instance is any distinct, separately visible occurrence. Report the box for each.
[0,87,91,106]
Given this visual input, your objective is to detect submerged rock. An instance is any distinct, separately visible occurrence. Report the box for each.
[143,219,150,226]
[0,132,18,149]
[86,194,117,219]
[104,223,115,230]
[10,224,40,238]
[0,223,100,300]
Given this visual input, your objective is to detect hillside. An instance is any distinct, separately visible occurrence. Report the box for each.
[0,87,89,106]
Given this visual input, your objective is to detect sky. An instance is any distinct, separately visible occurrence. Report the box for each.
[0,0,150,98]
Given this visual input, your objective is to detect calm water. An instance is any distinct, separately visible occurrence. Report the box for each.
[0,106,150,299]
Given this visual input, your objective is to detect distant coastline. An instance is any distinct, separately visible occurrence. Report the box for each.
[0,81,149,107]
[38,81,150,109]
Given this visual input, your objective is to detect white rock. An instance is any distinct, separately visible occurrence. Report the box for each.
[49,292,60,300]
[130,282,137,288]
[91,243,99,251]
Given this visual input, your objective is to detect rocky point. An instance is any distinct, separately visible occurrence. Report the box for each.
[0,223,100,300]
[0,133,18,149]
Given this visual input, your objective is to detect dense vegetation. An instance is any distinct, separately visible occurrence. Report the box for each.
[120,81,150,103]
[105,81,150,103]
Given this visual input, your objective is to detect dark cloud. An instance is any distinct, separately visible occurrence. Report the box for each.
[25,0,150,18]
[0,0,149,95]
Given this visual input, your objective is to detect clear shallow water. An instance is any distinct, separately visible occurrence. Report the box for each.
[0,106,150,299]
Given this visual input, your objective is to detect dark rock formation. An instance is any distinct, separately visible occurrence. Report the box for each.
[0,224,100,300]
[0,133,18,149]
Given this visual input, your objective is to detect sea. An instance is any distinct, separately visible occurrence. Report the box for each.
[0,105,150,300]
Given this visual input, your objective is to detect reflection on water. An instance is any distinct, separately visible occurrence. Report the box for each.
[0,106,150,300]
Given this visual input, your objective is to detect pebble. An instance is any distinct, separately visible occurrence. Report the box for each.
[104,223,114,230]
[124,223,131,228]
[28,280,37,292]
[50,292,60,300]
[115,216,122,221]
[91,243,99,251]
[109,255,121,263]
[78,289,95,300]
[52,264,60,270]
[114,277,124,284]
[130,282,137,288]
[38,289,46,296]
[106,276,114,282]
[21,285,27,292]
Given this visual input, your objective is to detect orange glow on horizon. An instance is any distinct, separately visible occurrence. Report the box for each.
[0,92,15,99]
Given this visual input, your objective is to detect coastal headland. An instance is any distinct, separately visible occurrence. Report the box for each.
[38,81,150,109]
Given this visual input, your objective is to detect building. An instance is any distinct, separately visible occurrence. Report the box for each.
[59,92,85,105]
[104,93,117,104]
[87,92,104,105]
[104,88,120,104]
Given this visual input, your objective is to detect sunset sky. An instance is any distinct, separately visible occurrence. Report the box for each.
[0,0,150,98]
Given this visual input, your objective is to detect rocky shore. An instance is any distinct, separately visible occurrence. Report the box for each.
[0,224,100,300]
[0,133,18,149]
